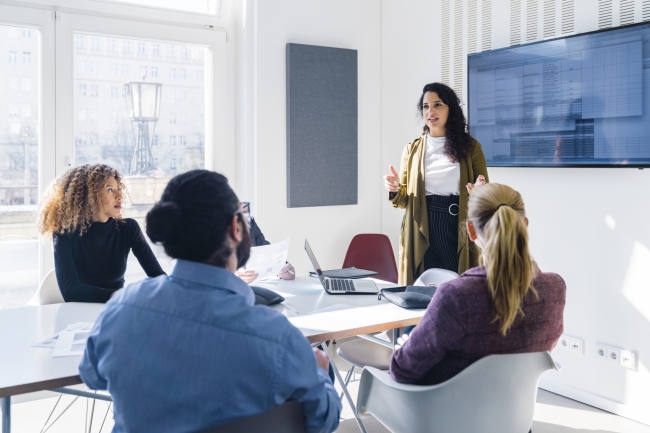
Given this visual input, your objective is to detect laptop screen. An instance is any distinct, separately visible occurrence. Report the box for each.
[304,240,324,282]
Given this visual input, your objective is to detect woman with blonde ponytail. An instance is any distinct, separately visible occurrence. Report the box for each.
[390,183,566,386]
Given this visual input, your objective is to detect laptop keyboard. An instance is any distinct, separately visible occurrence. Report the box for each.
[329,279,355,292]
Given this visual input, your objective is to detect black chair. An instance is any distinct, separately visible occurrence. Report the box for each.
[202,401,305,433]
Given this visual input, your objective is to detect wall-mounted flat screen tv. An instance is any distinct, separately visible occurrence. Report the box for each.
[468,22,650,167]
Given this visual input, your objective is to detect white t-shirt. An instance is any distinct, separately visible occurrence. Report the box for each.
[424,135,460,196]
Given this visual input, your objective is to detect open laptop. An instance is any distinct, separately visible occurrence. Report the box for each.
[304,240,379,294]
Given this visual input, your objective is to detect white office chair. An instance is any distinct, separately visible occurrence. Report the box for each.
[413,268,459,287]
[27,269,64,306]
[357,351,560,433]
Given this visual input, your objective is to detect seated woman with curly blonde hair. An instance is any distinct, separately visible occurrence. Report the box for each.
[38,164,165,303]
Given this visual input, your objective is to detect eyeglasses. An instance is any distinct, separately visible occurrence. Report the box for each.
[237,202,252,226]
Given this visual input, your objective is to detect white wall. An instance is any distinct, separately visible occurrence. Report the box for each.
[237,0,383,275]
[380,0,442,259]
[380,0,650,424]
[239,0,650,423]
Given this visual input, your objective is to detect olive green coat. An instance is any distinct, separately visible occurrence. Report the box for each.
[390,135,489,285]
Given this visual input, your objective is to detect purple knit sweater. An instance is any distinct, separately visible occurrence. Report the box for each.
[390,266,566,385]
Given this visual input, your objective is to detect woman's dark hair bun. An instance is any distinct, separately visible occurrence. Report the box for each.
[146,201,184,243]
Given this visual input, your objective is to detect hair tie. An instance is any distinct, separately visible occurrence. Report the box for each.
[496,203,509,210]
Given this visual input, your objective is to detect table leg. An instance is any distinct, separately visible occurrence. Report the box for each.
[1,396,10,433]
[320,343,367,433]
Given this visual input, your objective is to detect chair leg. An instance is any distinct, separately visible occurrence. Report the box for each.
[340,366,355,399]
[320,344,367,433]
[87,393,96,433]
[42,396,79,433]
[98,403,112,433]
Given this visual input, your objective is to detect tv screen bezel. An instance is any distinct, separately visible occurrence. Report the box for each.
[467,20,650,168]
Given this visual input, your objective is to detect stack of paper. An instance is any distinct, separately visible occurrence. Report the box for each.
[33,322,94,357]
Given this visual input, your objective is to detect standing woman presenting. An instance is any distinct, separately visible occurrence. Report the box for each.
[385,83,489,285]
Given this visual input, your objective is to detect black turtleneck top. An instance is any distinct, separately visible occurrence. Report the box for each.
[53,218,165,303]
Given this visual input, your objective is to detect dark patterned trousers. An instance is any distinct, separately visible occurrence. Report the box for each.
[423,194,459,274]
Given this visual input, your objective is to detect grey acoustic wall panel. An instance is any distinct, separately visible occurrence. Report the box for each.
[286,43,358,208]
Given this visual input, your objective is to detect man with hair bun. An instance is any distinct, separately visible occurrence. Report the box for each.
[79,169,341,433]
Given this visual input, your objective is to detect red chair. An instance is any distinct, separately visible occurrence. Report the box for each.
[342,234,398,283]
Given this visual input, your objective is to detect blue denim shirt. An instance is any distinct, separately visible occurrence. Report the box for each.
[79,259,341,433]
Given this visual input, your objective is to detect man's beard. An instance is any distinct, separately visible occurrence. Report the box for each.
[235,223,252,269]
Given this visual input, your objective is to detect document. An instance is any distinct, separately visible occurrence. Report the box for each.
[33,322,94,349]
[52,329,90,357]
[245,238,290,281]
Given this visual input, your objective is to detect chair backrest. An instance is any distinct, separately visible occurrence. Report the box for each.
[357,352,558,433]
[26,269,64,306]
[413,268,459,287]
[342,234,398,283]
[201,401,305,433]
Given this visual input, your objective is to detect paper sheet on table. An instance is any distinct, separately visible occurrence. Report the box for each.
[245,238,290,281]
[52,329,90,357]
[33,322,95,348]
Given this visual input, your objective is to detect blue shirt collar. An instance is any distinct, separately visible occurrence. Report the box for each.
[170,259,255,305]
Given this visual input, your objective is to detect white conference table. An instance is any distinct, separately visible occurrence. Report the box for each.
[0,276,425,433]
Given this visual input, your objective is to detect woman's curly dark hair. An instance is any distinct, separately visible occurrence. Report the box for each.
[417,82,474,163]
[38,164,126,238]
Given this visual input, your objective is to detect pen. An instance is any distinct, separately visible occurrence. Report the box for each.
[287,269,295,276]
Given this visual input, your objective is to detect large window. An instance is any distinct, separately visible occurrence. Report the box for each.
[73,32,209,284]
[0,12,53,309]
[0,4,227,309]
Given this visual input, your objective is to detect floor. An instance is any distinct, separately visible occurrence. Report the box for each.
[7,338,650,433]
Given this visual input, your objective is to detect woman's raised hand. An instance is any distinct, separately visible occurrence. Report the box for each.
[466,175,486,195]
[384,165,400,192]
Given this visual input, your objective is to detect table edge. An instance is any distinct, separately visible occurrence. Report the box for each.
[0,376,82,399]
[305,317,421,343]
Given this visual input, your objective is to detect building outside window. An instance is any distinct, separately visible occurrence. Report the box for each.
[90,85,98,97]
[111,63,118,75]
[122,64,129,75]
[22,52,31,64]
[111,86,118,98]
[170,135,176,146]
[166,44,175,58]
[75,34,85,49]
[151,66,158,77]
[22,29,31,38]
[137,42,146,55]
[152,43,161,56]
[90,62,97,74]
[7,103,18,118]
[169,68,176,79]
[21,78,31,91]
[7,77,18,90]
[8,51,16,64]
[79,83,87,96]
[179,69,187,81]
[181,46,189,59]
[77,61,86,74]
[91,37,101,50]
[108,38,116,51]
[123,40,131,53]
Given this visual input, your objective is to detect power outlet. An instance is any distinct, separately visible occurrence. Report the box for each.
[596,344,608,359]
[570,338,584,354]
[559,336,571,351]
[607,347,620,363]
[620,350,636,369]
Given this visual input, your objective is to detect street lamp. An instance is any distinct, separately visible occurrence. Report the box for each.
[124,76,162,175]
